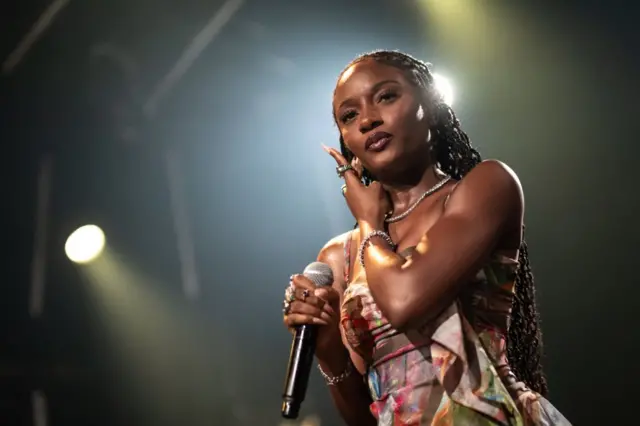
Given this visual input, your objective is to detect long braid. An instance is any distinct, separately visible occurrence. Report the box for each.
[508,237,547,395]
[335,50,548,396]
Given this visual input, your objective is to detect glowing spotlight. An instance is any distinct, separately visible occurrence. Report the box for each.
[301,414,321,426]
[65,225,106,264]
[432,73,454,106]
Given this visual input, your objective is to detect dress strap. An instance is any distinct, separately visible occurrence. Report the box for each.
[343,231,353,283]
[443,181,460,210]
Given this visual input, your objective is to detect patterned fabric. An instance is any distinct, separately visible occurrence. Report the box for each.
[340,232,571,426]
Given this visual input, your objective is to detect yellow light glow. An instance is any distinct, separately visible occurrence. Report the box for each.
[65,224,105,264]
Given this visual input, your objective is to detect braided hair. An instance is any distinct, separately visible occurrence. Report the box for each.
[334,50,548,396]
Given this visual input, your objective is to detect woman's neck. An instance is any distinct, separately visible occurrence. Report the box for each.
[382,165,444,214]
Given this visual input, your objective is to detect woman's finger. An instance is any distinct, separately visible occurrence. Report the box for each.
[284,313,329,327]
[322,145,363,187]
[285,288,325,310]
[287,301,331,321]
[290,274,317,290]
[314,287,339,307]
[322,144,349,165]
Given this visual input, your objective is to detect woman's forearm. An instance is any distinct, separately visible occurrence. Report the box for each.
[318,349,376,426]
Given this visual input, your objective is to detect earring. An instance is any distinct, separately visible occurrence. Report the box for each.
[427,128,436,154]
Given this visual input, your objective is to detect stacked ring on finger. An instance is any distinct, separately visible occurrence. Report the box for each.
[282,286,311,316]
[301,289,310,301]
[282,299,291,315]
[336,164,353,178]
[285,285,295,303]
[283,285,295,315]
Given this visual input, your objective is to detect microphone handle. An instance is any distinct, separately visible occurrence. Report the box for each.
[281,324,318,419]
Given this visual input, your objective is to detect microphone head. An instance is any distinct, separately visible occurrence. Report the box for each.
[302,262,333,288]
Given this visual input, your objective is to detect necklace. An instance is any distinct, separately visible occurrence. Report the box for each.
[385,175,452,223]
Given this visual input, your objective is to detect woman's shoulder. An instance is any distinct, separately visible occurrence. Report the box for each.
[453,159,518,184]
[317,229,360,288]
[460,159,522,191]
[448,159,524,210]
[317,230,357,262]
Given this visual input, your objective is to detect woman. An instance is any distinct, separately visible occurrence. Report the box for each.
[282,50,571,425]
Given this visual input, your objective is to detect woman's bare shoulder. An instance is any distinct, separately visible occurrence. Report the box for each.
[317,230,359,290]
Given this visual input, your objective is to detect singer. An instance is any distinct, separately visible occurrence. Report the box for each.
[282,51,571,425]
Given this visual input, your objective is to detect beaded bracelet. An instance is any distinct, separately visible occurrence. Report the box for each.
[358,230,396,268]
[317,359,353,386]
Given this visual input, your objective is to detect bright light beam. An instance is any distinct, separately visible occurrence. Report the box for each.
[432,73,454,106]
[65,225,106,264]
[143,0,244,118]
[2,0,71,74]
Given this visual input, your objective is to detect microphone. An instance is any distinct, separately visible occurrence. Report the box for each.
[281,261,334,419]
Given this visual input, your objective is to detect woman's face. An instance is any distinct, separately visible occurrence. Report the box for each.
[333,59,431,178]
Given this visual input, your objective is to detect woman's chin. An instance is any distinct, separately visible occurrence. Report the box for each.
[366,148,407,177]
[365,147,398,170]
[368,151,432,184]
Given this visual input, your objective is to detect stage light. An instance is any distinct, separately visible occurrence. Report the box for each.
[65,224,106,264]
[300,415,321,426]
[432,73,454,106]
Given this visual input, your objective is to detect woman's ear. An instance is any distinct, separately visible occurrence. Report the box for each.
[350,156,364,178]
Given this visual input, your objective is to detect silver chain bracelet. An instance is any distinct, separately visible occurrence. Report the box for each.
[317,359,353,386]
[358,230,396,268]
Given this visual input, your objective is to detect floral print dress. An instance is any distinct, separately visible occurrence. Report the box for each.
[340,232,571,426]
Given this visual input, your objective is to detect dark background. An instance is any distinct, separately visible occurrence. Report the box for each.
[2,0,638,425]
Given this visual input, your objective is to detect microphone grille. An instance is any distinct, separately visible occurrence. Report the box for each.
[302,262,334,288]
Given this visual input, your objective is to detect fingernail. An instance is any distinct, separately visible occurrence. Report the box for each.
[312,317,328,326]
[320,312,332,322]
[323,304,335,315]
[321,144,331,153]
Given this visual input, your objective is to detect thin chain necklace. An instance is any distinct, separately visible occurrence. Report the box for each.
[385,175,452,223]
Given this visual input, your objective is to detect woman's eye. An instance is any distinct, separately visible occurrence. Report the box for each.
[340,110,356,123]
[378,91,397,102]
